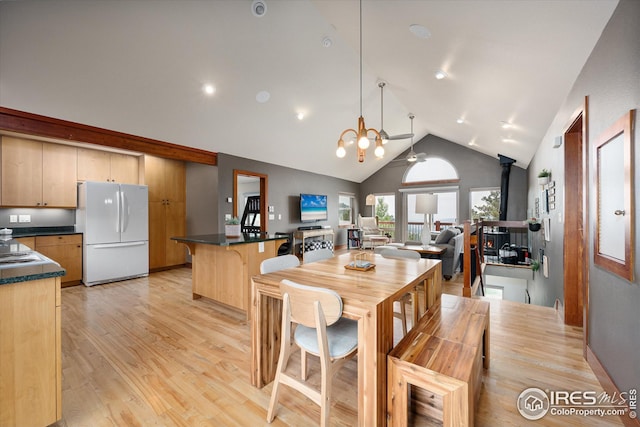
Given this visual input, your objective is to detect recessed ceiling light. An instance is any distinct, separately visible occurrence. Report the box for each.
[456,118,464,124]
[251,0,267,17]
[321,37,332,48]
[256,90,270,103]
[297,112,305,120]
[502,138,517,143]
[500,121,512,129]
[409,24,431,39]
[435,70,447,80]
[203,84,215,95]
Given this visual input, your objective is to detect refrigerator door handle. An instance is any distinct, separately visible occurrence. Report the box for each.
[121,190,129,233]
[92,241,147,249]
[116,189,122,233]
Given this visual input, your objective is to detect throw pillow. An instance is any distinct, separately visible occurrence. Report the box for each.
[435,228,457,245]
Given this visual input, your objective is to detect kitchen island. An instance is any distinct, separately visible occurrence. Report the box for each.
[172,233,287,317]
[0,238,65,427]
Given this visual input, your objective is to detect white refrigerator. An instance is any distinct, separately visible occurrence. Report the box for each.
[76,181,149,286]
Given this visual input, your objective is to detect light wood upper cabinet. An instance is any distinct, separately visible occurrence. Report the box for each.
[1,136,77,207]
[43,144,78,207]
[77,148,140,184]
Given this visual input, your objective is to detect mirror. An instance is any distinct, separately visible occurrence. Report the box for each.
[233,169,268,233]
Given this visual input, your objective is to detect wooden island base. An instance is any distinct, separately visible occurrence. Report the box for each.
[173,234,287,318]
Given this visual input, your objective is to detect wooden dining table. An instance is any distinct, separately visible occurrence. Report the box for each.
[250,251,442,426]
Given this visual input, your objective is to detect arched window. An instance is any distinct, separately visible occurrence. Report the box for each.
[402,157,460,242]
[403,157,459,184]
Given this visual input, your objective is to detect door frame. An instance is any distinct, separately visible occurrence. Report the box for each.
[562,97,589,350]
[233,169,268,233]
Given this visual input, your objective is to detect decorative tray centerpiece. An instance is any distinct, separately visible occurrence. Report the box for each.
[345,252,375,271]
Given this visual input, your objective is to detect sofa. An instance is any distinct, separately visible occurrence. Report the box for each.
[357,214,386,249]
[432,227,464,280]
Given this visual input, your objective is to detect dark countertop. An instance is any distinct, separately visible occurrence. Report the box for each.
[8,226,79,237]
[171,233,288,246]
[0,238,66,285]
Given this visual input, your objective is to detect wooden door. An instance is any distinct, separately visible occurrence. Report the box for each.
[77,148,110,182]
[164,158,186,203]
[165,201,186,266]
[143,155,165,202]
[148,201,166,269]
[1,136,43,206]
[42,143,77,207]
[563,107,586,328]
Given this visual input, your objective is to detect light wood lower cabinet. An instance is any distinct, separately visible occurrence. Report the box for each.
[149,200,186,269]
[35,234,83,286]
[0,276,62,427]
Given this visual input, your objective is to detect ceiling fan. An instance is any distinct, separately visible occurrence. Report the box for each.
[391,114,427,163]
[377,82,414,143]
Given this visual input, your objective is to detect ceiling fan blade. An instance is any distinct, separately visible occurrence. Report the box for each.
[387,133,414,140]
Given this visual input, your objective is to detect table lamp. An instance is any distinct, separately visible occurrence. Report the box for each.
[366,194,375,216]
[415,194,438,246]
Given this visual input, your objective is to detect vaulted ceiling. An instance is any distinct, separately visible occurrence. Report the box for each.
[0,0,618,182]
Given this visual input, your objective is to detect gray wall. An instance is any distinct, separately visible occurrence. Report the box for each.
[216,153,360,246]
[361,134,528,241]
[185,162,218,235]
[527,0,639,394]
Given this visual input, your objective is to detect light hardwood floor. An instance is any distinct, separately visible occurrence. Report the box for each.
[51,265,625,426]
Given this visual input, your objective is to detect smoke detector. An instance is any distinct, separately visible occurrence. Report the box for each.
[251,0,267,17]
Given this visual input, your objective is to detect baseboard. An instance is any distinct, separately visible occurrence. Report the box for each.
[586,345,640,427]
[149,263,188,273]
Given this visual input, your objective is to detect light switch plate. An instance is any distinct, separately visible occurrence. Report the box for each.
[9,215,18,223]
[18,214,31,223]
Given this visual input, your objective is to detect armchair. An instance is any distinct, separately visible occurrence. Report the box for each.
[357,214,386,249]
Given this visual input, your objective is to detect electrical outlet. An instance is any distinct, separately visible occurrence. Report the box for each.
[18,214,31,223]
[9,215,18,223]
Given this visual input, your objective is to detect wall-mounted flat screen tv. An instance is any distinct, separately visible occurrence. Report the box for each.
[300,193,328,222]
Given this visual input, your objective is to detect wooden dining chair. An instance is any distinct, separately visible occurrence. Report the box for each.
[380,248,421,336]
[260,254,300,274]
[303,248,333,264]
[267,279,358,427]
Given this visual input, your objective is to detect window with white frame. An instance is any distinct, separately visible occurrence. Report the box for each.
[338,193,354,226]
[371,193,395,240]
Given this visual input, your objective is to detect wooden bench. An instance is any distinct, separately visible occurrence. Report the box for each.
[387,294,490,426]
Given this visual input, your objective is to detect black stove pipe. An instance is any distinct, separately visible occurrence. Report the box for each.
[498,154,516,221]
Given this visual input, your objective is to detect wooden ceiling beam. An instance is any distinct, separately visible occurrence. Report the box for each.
[0,106,217,165]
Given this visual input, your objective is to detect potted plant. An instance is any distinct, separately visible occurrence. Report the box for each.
[524,217,541,232]
[530,259,540,272]
[225,217,241,237]
[538,169,551,185]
